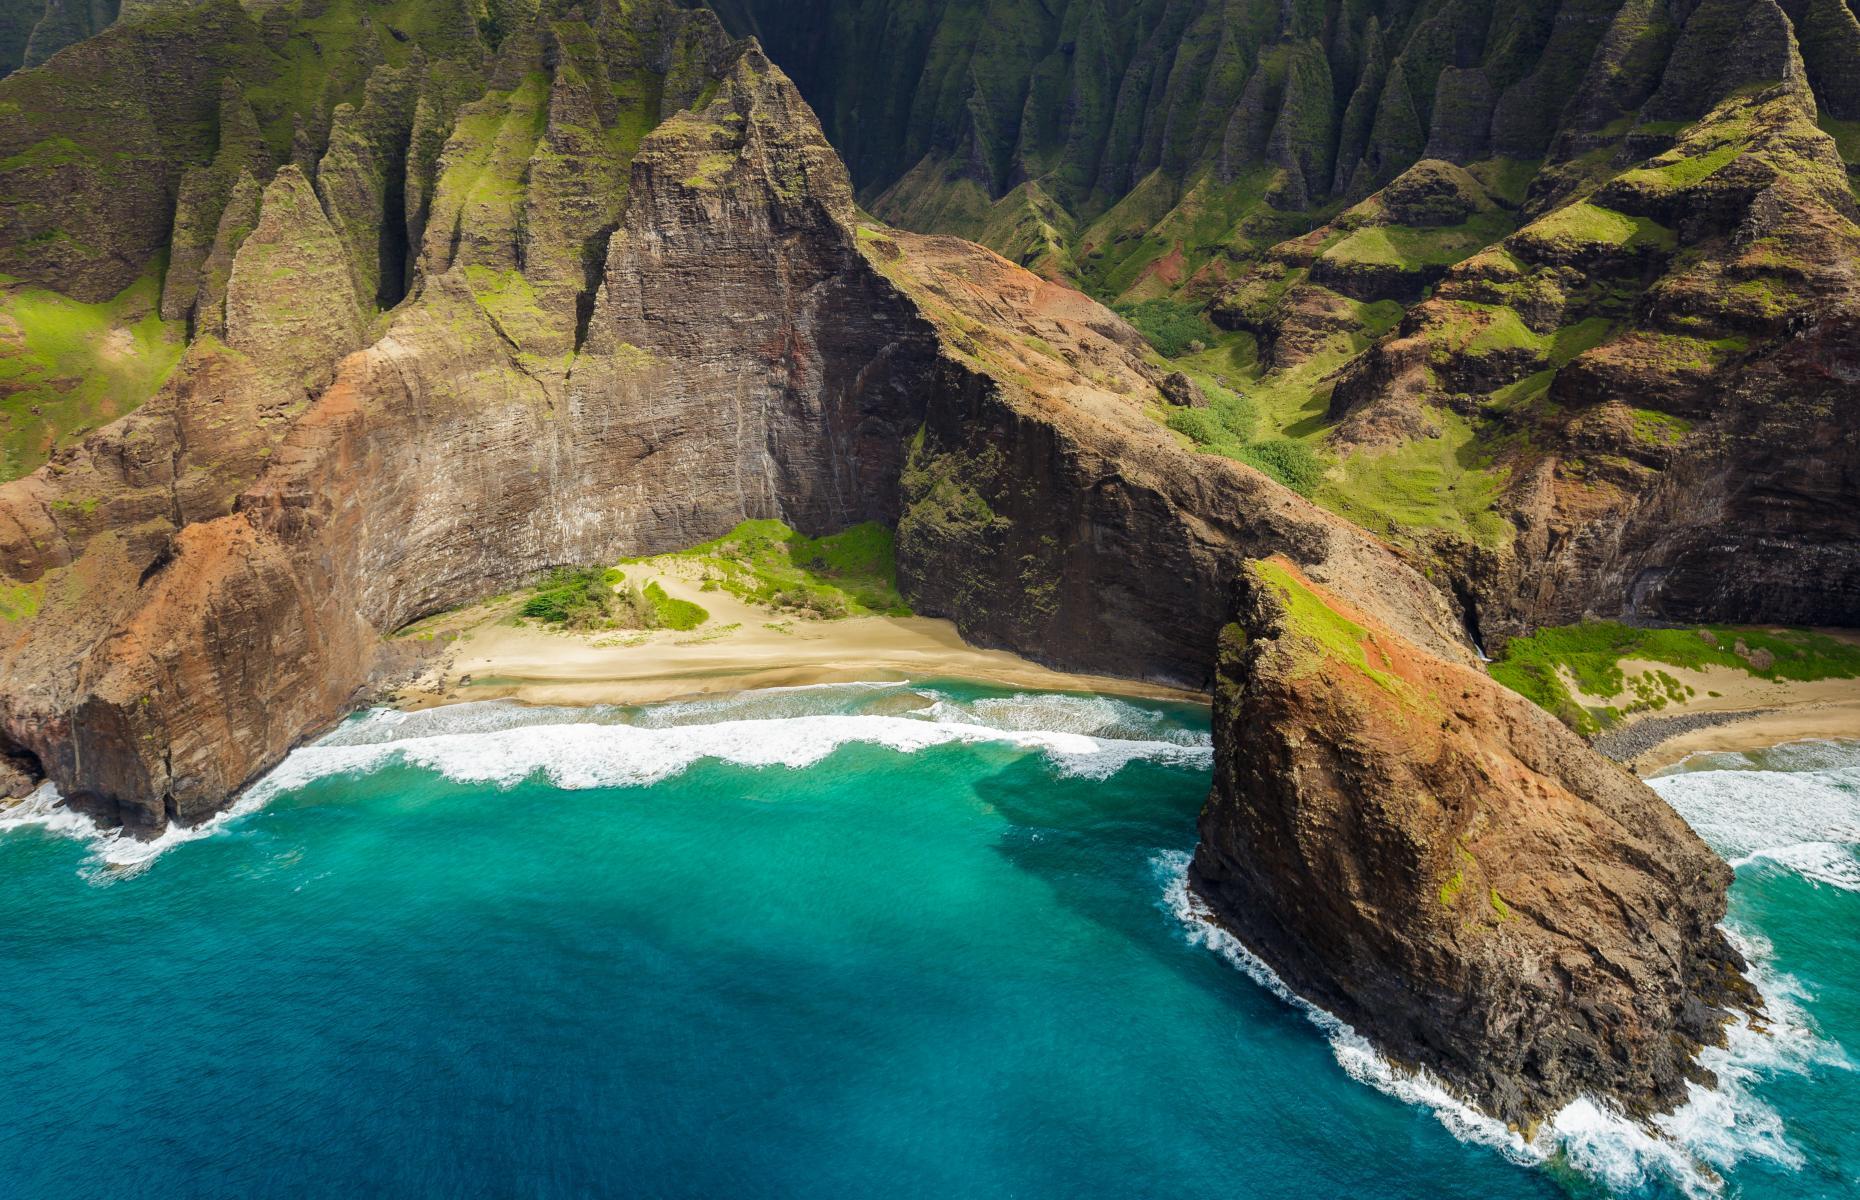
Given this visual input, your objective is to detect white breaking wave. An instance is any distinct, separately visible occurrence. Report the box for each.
[1156,851,1850,1198]
[1,688,1211,881]
[0,780,270,884]
[923,690,1211,748]
[255,709,1211,797]
[1649,738,1860,892]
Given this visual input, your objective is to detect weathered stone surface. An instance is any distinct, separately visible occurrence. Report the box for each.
[160,78,267,324]
[223,166,368,397]
[314,62,421,311]
[1325,78,1860,642]
[1190,556,1748,1125]
[0,21,1472,833]
[1159,370,1206,407]
[874,232,1475,688]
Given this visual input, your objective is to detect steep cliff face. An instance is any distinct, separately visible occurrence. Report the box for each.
[0,0,1782,1133]
[707,0,1860,657]
[1190,556,1748,1125]
[0,0,1470,832]
[1324,74,1860,640]
[707,0,1860,301]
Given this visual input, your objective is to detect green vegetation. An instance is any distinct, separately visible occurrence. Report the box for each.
[643,581,709,631]
[1426,303,1613,368]
[520,567,713,633]
[1164,389,1326,496]
[1237,439,1325,495]
[0,269,184,480]
[1115,298,1212,357]
[1075,168,1294,304]
[1437,842,1476,909]
[659,519,911,618]
[1154,331,1342,496]
[1821,116,1860,166]
[1316,409,1512,551]
[1322,211,1514,272]
[0,579,44,622]
[1252,558,1400,692]
[1517,203,1676,254]
[520,567,635,630]
[1629,407,1692,446]
[1617,142,1742,192]
[1490,621,1860,734]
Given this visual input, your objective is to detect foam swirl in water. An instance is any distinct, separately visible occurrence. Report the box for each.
[2,685,1211,880]
[1649,738,1860,892]
[1161,737,1860,1196]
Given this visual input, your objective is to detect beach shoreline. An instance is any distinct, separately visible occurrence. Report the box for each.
[1628,699,1860,774]
[385,559,1205,712]
[384,561,1857,767]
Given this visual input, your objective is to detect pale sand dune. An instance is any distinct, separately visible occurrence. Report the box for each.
[390,560,1201,709]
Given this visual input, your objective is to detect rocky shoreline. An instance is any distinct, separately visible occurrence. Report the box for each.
[1593,709,1777,770]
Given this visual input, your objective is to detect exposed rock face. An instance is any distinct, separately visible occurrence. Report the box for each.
[701,0,1860,666]
[0,0,1786,1138]
[0,2,1473,833]
[1190,557,1749,1125]
[1324,75,1860,641]
[1159,370,1206,408]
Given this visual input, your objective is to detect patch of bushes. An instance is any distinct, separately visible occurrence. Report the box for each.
[521,567,710,632]
[1115,299,1213,357]
[1166,407,1221,445]
[521,567,629,629]
[1238,438,1325,496]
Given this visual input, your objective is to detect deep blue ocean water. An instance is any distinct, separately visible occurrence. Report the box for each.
[1,683,1854,1199]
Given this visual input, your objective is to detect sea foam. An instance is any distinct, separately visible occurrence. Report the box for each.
[1159,741,1860,1194]
[1648,738,1860,893]
[0,781,270,883]
[2,686,1211,881]
[1159,842,1852,1197]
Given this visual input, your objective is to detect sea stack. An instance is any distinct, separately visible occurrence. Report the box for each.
[1190,557,1752,1125]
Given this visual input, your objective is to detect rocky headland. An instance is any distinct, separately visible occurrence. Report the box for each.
[1190,557,1751,1125]
[0,0,1847,1141]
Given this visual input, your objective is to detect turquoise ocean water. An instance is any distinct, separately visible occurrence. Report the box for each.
[0,682,1854,1198]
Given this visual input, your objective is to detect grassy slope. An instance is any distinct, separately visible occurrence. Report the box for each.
[1490,622,1860,735]
[0,268,184,479]
[649,518,912,618]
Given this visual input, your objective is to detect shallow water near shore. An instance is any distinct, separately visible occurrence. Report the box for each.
[1,684,1854,1198]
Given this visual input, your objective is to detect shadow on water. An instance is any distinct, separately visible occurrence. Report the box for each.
[969,754,1314,1027]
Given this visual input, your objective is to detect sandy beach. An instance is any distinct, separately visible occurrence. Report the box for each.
[1634,700,1860,770]
[387,559,1202,709]
[389,563,1858,769]
[1569,654,1860,774]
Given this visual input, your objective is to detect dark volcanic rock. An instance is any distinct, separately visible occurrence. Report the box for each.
[1190,557,1750,1126]
[1159,370,1206,408]
[0,14,1475,833]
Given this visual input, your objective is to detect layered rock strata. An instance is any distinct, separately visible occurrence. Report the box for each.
[1190,556,1750,1125]
[0,5,1470,833]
